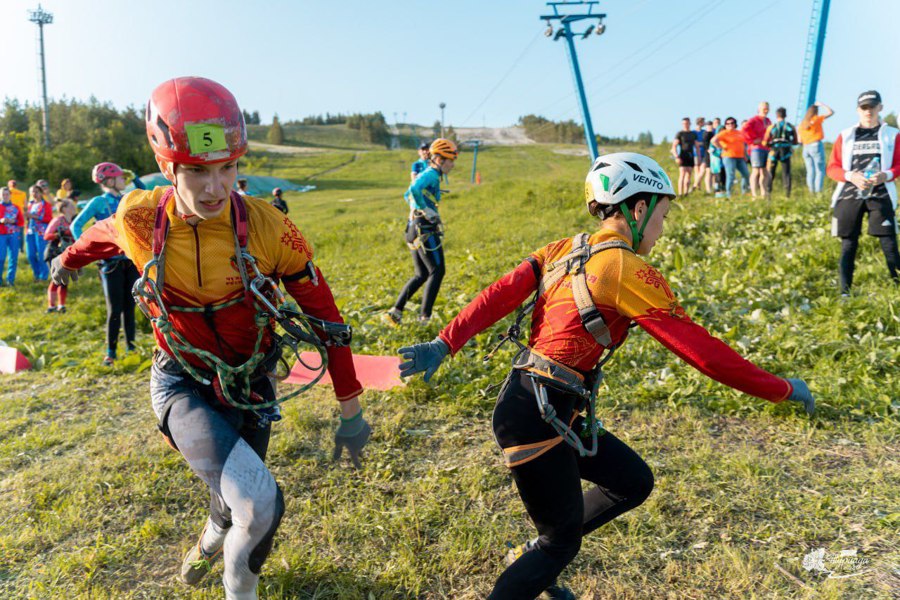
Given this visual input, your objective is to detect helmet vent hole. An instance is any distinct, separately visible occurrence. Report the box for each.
[156,116,174,149]
[592,161,610,171]
[624,161,643,173]
[613,179,629,194]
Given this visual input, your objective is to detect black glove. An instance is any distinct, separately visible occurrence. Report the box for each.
[398,337,449,383]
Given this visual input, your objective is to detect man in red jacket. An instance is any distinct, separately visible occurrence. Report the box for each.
[743,101,772,199]
[827,90,900,294]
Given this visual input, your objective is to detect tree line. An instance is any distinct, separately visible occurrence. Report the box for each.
[518,114,654,146]
[0,98,158,192]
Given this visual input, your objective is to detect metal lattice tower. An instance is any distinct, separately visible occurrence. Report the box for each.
[28,4,53,148]
[540,1,607,161]
[796,0,831,122]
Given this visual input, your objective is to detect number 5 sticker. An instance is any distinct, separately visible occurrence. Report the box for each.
[185,123,228,155]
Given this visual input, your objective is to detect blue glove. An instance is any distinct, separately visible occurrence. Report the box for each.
[786,378,815,416]
[333,409,371,469]
[398,337,449,383]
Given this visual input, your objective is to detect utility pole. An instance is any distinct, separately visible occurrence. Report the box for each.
[540,1,606,161]
[439,102,446,137]
[28,4,53,148]
[796,0,831,121]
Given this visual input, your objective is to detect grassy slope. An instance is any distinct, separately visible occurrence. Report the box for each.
[0,144,898,599]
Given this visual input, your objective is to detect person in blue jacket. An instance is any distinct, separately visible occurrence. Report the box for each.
[386,138,457,325]
[72,162,143,365]
[410,142,431,182]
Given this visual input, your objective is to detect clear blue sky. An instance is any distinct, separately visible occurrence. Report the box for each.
[1,0,897,142]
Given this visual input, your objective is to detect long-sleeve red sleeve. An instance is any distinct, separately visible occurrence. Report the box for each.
[826,134,846,182]
[284,267,363,402]
[438,259,539,355]
[59,217,124,269]
[890,132,900,181]
[634,312,791,402]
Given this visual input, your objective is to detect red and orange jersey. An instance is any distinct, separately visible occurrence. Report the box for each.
[61,186,362,401]
[440,229,791,403]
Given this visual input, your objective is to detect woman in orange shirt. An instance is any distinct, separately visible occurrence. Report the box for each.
[711,117,750,197]
[798,101,833,193]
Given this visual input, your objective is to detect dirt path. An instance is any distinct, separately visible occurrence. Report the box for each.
[307,152,360,180]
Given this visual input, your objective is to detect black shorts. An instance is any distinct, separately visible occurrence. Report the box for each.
[702,151,711,167]
[832,195,898,238]
[678,152,694,168]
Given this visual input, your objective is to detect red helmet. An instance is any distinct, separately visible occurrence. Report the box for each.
[146,77,247,165]
[92,162,124,184]
[272,187,282,196]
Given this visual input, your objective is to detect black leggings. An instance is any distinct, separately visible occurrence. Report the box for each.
[394,231,445,318]
[489,371,654,599]
[100,259,139,353]
[767,158,792,197]
[839,234,900,293]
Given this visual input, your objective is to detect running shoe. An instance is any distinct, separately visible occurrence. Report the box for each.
[57,306,67,314]
[102,356,115,367]
[180,518,228,586]
[506,540,576,600]
[46,307,56,313]
[382,308,402,327]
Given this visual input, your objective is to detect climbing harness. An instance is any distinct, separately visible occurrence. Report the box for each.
[483,235,634,458]
[133,188,351,412]
[405,210,443,251]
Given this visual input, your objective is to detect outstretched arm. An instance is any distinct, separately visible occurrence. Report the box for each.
[438,258,541,354]
[59,217,124,268]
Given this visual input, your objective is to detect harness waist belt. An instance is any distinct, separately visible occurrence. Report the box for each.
[512,349,589,399]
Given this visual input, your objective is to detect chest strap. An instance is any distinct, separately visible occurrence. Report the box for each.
[538,234,634,347]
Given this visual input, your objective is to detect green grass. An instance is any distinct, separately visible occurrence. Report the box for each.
[0,144,898,599]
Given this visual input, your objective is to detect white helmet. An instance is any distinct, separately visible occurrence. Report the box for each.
[584,152,675,208]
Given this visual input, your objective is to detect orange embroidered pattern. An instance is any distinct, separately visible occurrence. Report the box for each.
[280,217,310,255]
[635,266,674,300]
[123,206,155,252]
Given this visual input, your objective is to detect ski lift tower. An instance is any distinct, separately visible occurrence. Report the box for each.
[540,1,606,161]
[28,4,53,148]
[795,0,831,121]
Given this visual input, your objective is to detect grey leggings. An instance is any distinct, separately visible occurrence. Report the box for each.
[150,359,284,596]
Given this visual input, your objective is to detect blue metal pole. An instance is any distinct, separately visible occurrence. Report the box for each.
[804,0,831,110]
[471,141,480,183]
[560,19,598,161]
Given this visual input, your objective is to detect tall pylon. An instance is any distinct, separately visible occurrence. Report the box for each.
[28,4,53,148]
[540,1,607,161]
[796,0,831,121]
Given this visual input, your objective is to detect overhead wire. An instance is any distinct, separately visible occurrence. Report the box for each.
[458,31,542,127]
[525,0,781,142]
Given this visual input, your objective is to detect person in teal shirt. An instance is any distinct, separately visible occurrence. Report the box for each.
[410,142,430,182]
[386,138,457,325]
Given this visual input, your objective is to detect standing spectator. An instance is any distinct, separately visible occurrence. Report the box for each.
[710,118,726,196]
[271,187,288,214]
[700,119,716,194]
[236,178,249,196]
[36,179,52,202]
[6,179,26,214]
[763,107,799,198]
[25,184,53,280]
[72,162,140,365]
[743,102,772,198]
[711,117,750,197]
[671,117,698,196]
[693,117,708,192]
[799,101,834,194]
[0,186,24,286]
[411,142,430,182]
[6,180,26,256]
[43,198,78,312]
[827,90,900,295]
[56,178,74,201]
